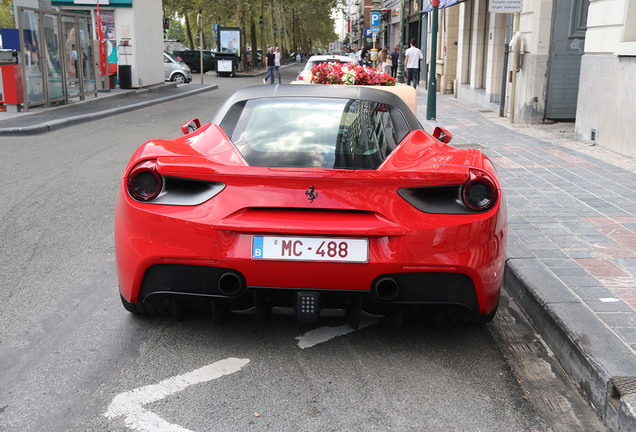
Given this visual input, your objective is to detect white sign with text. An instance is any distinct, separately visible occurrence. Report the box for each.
[490,0,522,13]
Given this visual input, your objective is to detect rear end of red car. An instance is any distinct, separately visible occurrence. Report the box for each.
[115,86,507,325]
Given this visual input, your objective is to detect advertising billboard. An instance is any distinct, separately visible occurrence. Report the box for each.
[218,27,241,57]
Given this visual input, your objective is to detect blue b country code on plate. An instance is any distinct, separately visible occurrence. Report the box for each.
[251,236,368,263]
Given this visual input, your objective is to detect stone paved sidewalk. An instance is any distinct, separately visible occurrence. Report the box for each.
[415,92,636,352]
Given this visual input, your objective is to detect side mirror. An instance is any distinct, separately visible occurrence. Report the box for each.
[432,126,453,144]
[181,118,201,135]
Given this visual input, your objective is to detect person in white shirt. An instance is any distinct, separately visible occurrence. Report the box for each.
[71,44,78,76]
[274,46,281,84]
[404,38,424,88]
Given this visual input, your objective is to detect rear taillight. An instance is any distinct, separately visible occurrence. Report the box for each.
[126,160,163,201]
[461,170,497,211]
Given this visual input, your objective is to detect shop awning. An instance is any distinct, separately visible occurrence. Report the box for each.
[422,0,468,13]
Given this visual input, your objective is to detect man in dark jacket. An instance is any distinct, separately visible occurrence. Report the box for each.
[391,46,399,77]
[263,46,275,84]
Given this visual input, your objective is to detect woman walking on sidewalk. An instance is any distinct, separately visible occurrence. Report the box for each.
[379,47,392,75]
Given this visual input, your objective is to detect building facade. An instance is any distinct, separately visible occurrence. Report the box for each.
[417,0,635,158]
[385,0,402,50]
[575,0,636,157]
[348,1,635,157]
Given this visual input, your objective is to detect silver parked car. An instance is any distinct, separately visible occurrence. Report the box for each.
[164,52,192,84]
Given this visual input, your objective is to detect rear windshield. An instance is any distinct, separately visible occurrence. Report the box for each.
[230,97,406,169]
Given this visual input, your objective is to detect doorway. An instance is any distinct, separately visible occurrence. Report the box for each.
[545,0,589,120]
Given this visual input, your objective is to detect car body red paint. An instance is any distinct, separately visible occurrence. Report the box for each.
[115,85,507,323]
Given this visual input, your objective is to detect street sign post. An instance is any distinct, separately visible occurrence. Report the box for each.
[370,12,380,33]
[427,0,440,120]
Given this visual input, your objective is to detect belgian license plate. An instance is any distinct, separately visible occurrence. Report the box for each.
[251,236,368,263]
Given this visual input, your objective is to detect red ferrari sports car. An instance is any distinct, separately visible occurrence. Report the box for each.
[115,85,507,325]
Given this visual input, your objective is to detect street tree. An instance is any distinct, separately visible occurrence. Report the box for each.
[162,0,341,69]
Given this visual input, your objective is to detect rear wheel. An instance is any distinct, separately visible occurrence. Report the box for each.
[172,73,186,84]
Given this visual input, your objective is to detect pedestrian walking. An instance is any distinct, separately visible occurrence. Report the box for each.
[391,46,399,77]
[263,46,275,84]
[356,48,363,65]
[404,38,424,88]
[70,43,78,76]
[274,46,282,84]
[379,47,392,75]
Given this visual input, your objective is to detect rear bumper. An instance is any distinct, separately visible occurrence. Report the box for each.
[138,263,481,314]
[138,264,480,318]
[115,183,507,316]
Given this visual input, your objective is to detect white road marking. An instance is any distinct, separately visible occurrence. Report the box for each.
[599,298,620,303]
[296,320,377,349]
[105,357,250,432]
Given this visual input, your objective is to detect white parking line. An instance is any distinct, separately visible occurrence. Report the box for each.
[105,357,250,432]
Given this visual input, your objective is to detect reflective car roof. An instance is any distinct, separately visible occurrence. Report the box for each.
[210,84,421,130]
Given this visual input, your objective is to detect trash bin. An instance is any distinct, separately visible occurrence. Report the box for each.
[214,52,238,77]
[118,65,132,89]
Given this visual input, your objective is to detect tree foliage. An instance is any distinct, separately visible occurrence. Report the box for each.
[0,0,15,29]
[162,0,341,70]
[166,19,187,44]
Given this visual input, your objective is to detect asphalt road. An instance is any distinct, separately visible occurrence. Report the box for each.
[0,67,605,431]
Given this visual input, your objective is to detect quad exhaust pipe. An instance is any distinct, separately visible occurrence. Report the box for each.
[373,277,400,302]
[218,272,245,297]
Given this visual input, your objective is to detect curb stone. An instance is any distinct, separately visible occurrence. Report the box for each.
[504,253,636,430]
